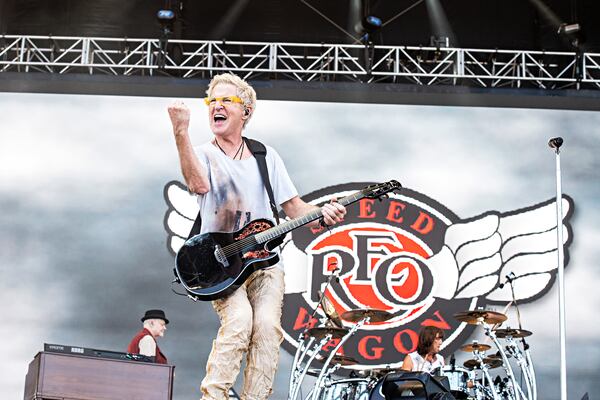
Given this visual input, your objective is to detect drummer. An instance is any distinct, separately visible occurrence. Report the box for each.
[401,326,445,373]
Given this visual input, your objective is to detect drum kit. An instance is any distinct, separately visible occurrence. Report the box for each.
[287,300,536,400]
[444,310,536,400]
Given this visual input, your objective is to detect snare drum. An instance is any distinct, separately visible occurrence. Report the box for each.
[441,366,472,399]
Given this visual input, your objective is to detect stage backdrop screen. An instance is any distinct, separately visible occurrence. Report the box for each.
[0,91,598,400]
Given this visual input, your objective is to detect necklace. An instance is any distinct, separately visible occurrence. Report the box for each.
[214,138,244,160]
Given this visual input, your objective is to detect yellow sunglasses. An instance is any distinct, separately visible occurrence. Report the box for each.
[204,96,244,106]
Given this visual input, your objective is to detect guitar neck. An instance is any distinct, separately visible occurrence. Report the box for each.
[255,190,366,244]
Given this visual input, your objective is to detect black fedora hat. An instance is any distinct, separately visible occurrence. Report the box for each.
[141,309,169,324]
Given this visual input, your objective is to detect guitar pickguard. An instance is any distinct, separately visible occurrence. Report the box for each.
[236,220,273,260]
[235,220,272,240]
[243,249,271,259]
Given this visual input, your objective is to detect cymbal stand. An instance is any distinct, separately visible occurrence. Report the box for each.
[506,273,537,400]
[289,334,315,400]
[484,325,523,400]
[289,334,333,400]
[317,362,343,399]
[504,336,534,400]
[310,317,367,400]
[472,348,500,400]
[523,342,537,400]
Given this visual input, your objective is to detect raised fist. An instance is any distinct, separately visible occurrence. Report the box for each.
[167,100,191,135]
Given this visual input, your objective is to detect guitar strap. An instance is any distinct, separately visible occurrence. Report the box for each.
[243,137,281,226]
[187,137,279,239]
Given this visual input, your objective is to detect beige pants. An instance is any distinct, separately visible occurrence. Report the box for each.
[201,268,285,400]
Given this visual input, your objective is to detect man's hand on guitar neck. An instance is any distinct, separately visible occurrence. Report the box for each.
[320,197,346,227]
[281,196,346,229]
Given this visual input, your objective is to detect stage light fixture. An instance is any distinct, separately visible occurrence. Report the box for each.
[364,15,382,32]
[557,23,580,35]
[156,8,177,69]
[157,9,175,22]
[430,35,450,48]
[355,15,382,34]
[354,15,382,44]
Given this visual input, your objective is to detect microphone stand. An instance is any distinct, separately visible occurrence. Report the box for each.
[549,137,567,400]
[307,266,341,330]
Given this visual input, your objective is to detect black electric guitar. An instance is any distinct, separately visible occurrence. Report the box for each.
[174,180,401,301]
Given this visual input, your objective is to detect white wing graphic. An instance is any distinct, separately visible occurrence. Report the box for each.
[163,180,199,255]
[427,196,573,302]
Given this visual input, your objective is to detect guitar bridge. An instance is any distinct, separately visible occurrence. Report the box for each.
[214,245,229,268]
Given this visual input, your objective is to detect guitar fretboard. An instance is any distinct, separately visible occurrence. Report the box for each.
[254,190,366,243]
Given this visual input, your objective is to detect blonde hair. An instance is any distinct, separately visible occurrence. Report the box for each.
[206,73,257,128]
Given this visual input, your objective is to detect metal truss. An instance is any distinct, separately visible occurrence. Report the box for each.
[1,35,600,90]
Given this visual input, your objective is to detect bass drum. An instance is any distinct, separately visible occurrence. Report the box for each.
[441,366,473,399]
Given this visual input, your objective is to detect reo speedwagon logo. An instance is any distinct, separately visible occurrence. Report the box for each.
[162,181,574,369]
[277,183,574,368]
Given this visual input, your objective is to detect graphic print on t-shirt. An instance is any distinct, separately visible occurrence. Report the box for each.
[233,211,252,231]
[210,162,248,232]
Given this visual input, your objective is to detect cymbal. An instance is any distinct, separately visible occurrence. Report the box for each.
[341,308,393,323]
[314,354,358,366]
[330,355,359,366]
[464,357,503,370]
[493,328,532,338]
[460,343,492,352]
[482,357,503,369]
[306,327,349,340]
[454,310,507,325]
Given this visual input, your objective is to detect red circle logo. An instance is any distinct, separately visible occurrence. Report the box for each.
[281,183,478,368]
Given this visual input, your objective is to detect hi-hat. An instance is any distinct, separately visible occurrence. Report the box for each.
[493,328,532,338]
[454,310,507,325]
[306,327,349,340]
[460,343,492,352]
[341,309,393,323]
[464,357,503,370]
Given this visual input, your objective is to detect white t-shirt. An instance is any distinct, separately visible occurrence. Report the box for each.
[194,141,298,267]
[407,351,445,373]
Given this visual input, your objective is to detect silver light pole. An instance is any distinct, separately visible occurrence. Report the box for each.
[548,136,567,400]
